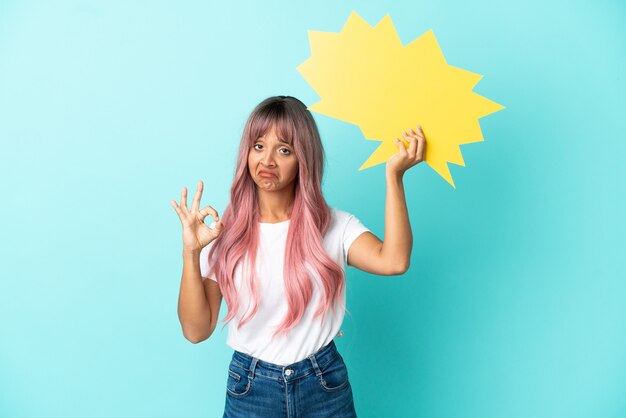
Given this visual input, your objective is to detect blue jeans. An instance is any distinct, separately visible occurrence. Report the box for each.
[223,339,357,417]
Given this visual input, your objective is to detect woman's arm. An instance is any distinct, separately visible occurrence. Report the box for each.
[346,173,411,275]
[347,125,426,275]
[171,181,224,342]
[178,248,224,343]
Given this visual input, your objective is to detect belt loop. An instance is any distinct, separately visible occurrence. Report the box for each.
[308,352,323,377]
[248,357,258,381]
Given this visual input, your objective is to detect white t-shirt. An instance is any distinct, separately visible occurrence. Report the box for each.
[199,207,370,366]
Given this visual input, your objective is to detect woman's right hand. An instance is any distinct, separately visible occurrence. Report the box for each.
[170,180,224,253]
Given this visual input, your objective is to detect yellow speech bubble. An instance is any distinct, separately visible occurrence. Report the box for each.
[297,11,504,188]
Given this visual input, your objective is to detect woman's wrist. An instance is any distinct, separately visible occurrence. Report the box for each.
[385,167,405,184]
[182,247,202,257]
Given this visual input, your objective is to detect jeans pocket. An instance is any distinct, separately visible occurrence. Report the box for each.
[226,362,252,398]
[318,353,350,393]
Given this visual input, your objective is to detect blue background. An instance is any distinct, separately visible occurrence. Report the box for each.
[1,1,624,417]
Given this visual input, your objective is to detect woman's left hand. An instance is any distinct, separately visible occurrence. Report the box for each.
[386,124,426,176]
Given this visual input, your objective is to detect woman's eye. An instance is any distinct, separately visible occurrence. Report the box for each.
[252,143,290,154]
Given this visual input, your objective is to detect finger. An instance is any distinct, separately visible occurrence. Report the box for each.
[415,128,426,163]
[413,124,425,139]
[400,131,413,155]
[401,130,414,145]
[209,220,224,238]
[199,205,219,222]
[406,130,418,158]
[180,186,189,214]
[394,138,408,156]
[191,180,203,212]
[170,199,182,216]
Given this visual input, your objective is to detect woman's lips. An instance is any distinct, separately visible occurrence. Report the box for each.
[259,171,277,178]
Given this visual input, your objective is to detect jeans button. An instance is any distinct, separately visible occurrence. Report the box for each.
[285,369,294,376]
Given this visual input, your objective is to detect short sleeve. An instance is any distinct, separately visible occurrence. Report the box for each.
[343,213,370,264]
[199,241,217,282]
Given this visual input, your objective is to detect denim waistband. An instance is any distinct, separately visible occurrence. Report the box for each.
[230,339,339,383]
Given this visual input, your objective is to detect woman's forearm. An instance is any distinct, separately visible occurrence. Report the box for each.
[380,170,413,273]
[178,250,212,342]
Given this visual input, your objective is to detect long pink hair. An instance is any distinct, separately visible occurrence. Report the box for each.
[207,96,346,338]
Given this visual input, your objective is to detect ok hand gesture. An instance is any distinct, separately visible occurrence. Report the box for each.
[170,180,224,253]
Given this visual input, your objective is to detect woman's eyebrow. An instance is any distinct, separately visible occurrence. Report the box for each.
[256,137,291,145]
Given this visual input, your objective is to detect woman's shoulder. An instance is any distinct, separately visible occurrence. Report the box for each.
[329,206,351,220]
[328,207,359,226]
[326,207,370,245]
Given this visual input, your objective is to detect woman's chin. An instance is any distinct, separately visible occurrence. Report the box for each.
[257,180,279,190]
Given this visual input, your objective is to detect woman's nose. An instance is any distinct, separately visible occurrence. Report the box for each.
[261,151,276,166]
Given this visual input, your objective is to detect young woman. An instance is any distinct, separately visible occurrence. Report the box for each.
[171,96,425,417]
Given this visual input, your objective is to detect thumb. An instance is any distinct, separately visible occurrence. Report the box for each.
[214,220,224,231]
[212,220,225,237]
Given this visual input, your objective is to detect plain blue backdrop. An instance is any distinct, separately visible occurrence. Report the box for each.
[1,1,624,417]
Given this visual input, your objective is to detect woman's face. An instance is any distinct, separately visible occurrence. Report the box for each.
[248,125,298,193]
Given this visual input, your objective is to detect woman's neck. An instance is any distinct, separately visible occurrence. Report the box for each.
[257,189,294,223]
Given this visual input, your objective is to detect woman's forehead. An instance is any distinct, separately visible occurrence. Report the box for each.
[258,127,289,143]
[254,121,293,144]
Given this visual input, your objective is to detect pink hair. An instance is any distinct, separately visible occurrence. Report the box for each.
[207,96,346,338]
